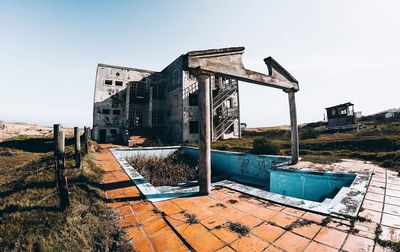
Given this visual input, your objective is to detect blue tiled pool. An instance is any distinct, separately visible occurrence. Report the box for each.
[111,146,370,217]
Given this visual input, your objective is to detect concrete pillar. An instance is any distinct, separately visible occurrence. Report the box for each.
[288,91,299,164]
[148,85,153,127]
[198,74,211,195]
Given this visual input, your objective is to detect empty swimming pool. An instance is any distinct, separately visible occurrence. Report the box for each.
[111,146,370,217]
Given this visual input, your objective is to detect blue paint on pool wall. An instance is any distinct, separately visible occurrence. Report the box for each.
[269,169,356,202]
[180,147,291,186]
[111,146,370,217]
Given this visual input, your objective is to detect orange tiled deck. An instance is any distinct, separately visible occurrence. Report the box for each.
[95,146,400,252]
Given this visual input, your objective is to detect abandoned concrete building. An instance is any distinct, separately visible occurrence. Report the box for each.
[92,52,240,144]
[325,102,356,129]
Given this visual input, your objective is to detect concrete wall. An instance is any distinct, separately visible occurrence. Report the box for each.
[92,64,153,142]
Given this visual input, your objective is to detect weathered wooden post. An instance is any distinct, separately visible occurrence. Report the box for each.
[198,74,211,195]
[74,127,81,168]
[84,126,89,154]
[54,124,70,210]
[288,91,299,164]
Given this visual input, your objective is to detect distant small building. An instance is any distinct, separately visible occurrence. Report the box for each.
[385,112,395,119]
[240,123,247,129]
[325,102,355,128]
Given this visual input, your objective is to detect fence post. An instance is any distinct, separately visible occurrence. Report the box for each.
[54,124,70,210]
[74,127,81,168]
[84,126,89,154]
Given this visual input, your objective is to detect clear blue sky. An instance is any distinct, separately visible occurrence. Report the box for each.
[0,0,399,128]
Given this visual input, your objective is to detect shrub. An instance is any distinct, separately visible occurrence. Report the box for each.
[251,137,281,155]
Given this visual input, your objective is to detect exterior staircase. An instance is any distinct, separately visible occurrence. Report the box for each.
[213,107,239,141]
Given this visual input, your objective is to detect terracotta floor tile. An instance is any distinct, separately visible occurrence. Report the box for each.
[149,229,185,251]
[232,201,260,213]
[130,201,154,213]
[367,186,385,195]
[136,209,161,224]
[200,214,227,229]
[251,223,285,243]
[118,214,139,228]
[382,213,400,228]
[342,234,374,252]
[380,225,400,242]
[236,215,263,228]
[172,198,198,210]
[125,226,145,241]
[281,207,305,217]
[252,207,279,221]
[314,227,347,249]
[292,222,321,239]
[230,234,269,252]
[155,201,182,215]
[216,246,235,252]
[269,212,298,228]
[362,199,383,212]
[384,203,400,216]
[386,195,400,206]
[174,245,191,252]
[185,206,215,221]
[364,192,385,202]
[266,203,285,212]
[218,207,247,222]
[188,231,225,251]
[211,226,240,244]
[166,212,188,227]
[264,245,285,252]
[304,241,338,252]
[142,218,169,237]
[302,212,325,223]
[132,237,155,252]
[117,204,133,216]
[175,223,208,240]
[273,231,310,252]
[370,181,386,188]
[194,195,219,206]
[124,187,140,197]
[358,209,382,224]
[386,189,400,197]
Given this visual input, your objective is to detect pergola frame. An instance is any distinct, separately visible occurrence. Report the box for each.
[183,47,300,195]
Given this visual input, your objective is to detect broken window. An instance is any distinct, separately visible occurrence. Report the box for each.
[331,109,336,116]
[189,93,198,106]
[110,129,117,134]
[339,108,347,115]
[102,109,110,114]
[152,112,165,126]
[152,85,165,99]
[115,81,123,86]
[131,82,146,98]
[189,121,199,134]
[115,72,120,77]
[129,110,144,127]
[105,80,112,85]
[113,110,120,115]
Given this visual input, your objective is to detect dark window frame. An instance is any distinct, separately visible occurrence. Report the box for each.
[105,80,112,85]
[115,81,123,86]
[189,93,199,106]
[189,121,199,134]
[102,109,110,114]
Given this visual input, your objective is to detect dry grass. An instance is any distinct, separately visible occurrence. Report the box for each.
[126,151,198,186]
[0,136,133,251]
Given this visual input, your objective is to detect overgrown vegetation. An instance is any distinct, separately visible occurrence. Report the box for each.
[211,119,400,171]
[227,222,250,236]
[285,219,315,231]
[251,137,281,155]
[0,136,132,251]
[126,151,198,186]
[374,223,400,252]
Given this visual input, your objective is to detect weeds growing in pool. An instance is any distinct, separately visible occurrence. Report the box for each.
[126,150,198,186]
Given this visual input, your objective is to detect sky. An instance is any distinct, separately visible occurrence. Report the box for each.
[0,0,399,128]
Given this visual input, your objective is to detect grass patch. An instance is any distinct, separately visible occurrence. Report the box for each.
[228,222,250,236]
[0,136,132,251]
[126,151,198,186]
[285,219,315,231]
[183,212,199,224]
